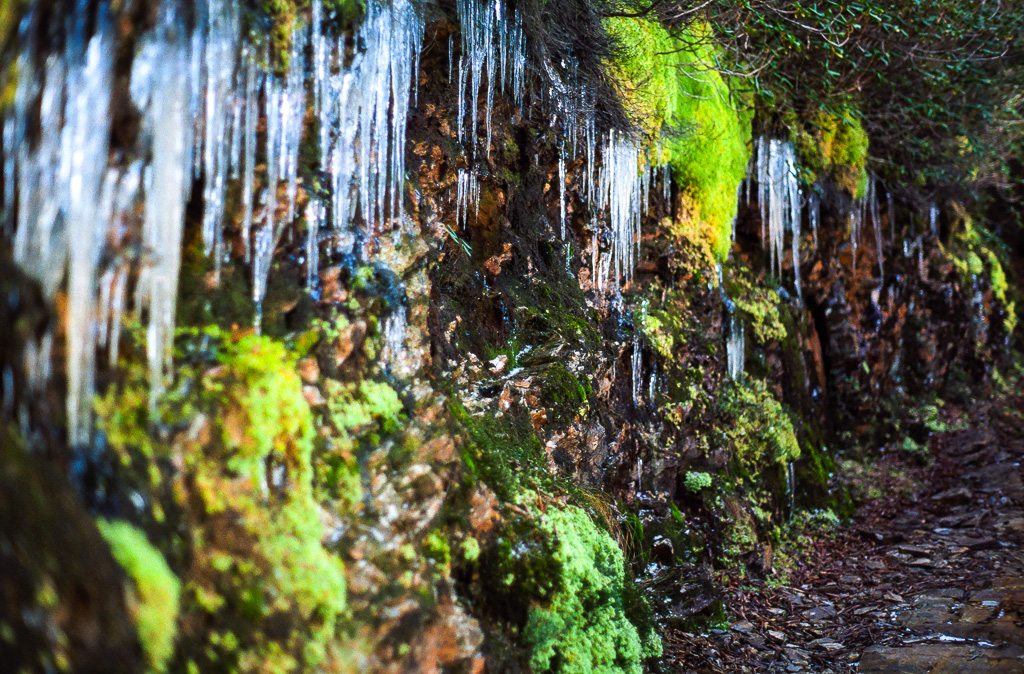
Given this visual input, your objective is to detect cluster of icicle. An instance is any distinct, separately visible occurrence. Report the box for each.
[2,0,423,445]
[754,137,802,298]
[452,0,652,297]
[849,174,886,278]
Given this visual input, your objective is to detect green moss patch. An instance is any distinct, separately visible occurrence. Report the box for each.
[793,107,869,197]
[97,519,181,672]
[523,506,661,674]
[606,18,753,259]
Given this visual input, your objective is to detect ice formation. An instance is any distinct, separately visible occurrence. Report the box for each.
[755,137,802,296]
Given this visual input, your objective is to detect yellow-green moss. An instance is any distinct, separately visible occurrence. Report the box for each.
[97,327,353,671]
[606,18,752,260]
[793,108,869,197]
[97,519,181,672]
[720,378,800,479]
[523,506,661,674]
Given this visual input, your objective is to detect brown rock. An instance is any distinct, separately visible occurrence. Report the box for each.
[297,356,320,384]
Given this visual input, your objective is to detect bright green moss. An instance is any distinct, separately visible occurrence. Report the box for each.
[793,108,870,197]
[523,506,661,674]
[97,520,181,672]
[325,377,403,454]
[606,18,752,260]
[683,471,713,493]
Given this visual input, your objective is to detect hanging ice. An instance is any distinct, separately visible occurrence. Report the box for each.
[754,137,802,295]
[727,311,745,380]
[7,6,116,445]
[595,131,650,293]
[632,329,643,406]
[866,176,884,280]
[2,0,427,446]
[456,168,480,230]
[454,0,526,154]
[313,0,424,253]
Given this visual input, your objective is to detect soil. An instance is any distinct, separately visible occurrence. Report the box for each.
[664,395,1024,672]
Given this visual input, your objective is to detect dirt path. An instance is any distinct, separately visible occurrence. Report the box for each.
[665,397,1024,672]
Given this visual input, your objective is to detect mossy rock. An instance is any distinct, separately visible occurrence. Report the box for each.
[606,17,753,260]
[793,107,869,198]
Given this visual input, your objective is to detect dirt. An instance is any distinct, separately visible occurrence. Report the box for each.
[664,396,1024,672]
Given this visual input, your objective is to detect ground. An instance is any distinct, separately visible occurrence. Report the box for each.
[664,395,1024,672]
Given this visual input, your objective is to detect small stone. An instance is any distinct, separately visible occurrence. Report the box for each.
[302,385,326,407]
[731,621,755,634]
[931,486,973,505]
[488,354,508,373]
[805,605,838,620]
[296,356,320,383]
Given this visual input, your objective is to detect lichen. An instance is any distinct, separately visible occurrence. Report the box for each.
[523,506,662,674]
[96,519,181,672]
[606,17,752,260]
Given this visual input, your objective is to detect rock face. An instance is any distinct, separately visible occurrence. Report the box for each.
[0,1,1019,672]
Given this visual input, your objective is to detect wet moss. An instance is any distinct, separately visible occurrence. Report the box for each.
[524,505,661,674]
[539,362,590,426]
[793,107,870,197]
[718,378,801,481]
[96,519,181,672]
[606,18,753,259]
[96,327,355,671]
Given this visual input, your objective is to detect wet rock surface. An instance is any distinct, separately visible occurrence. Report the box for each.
[666,397,1024,672]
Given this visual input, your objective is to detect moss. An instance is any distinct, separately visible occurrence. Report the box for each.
[448,398,552,502]
[606,18,752,259]
[523,506,661,674]
[325,377,404,454]
[538,363,590,426]
[96,520,181,672]
[683,471,713,493]
[723,264,787,344]
[97,327,354,671]
[793,107,870,197]
[460,537,481,563]
[719,378,801,480]
[423,531,452,567]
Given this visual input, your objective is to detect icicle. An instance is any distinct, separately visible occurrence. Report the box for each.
[454,0,526,154]
[132,8,197,408]
[306,199,324,293]
[314,0,423,251]
[382,305,408,369]
[558,141,567,237]
[867,176,884,280]
[253,28,307,308]
[632,329,642,406]
[727,311,745,380]
[596,131,649,292]
[5,5,117,445]
[887,190,895,241]
[808,190,820,249]
[199,0,241,272]
[456,168,480,230]
[754,137,801,285]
